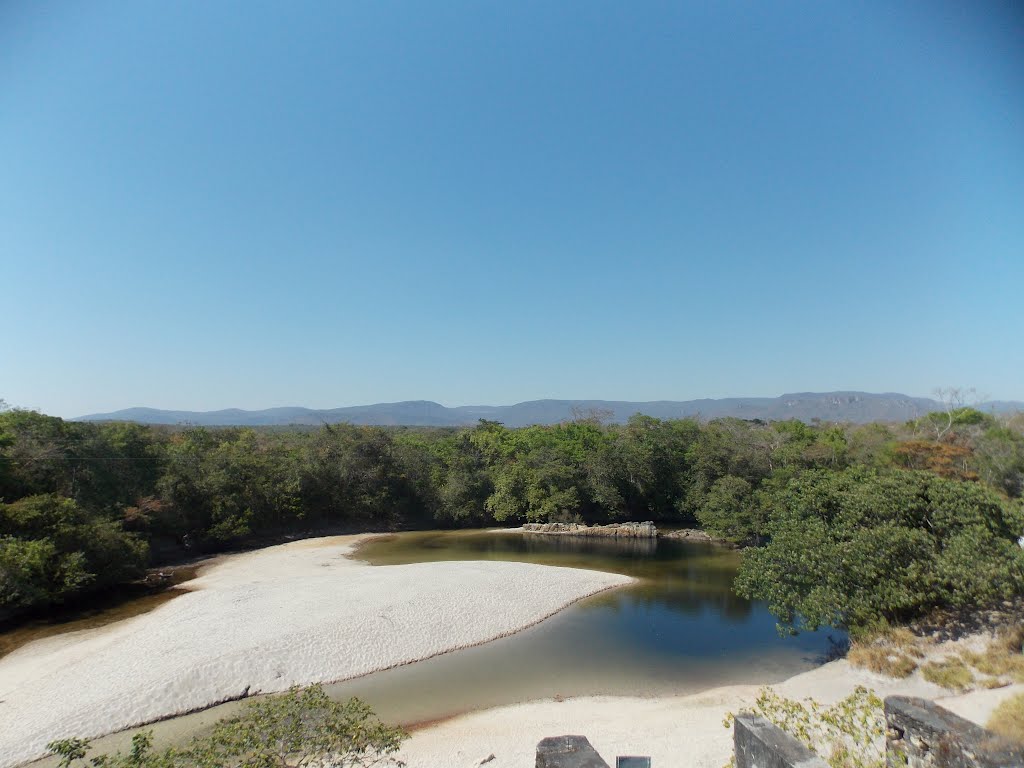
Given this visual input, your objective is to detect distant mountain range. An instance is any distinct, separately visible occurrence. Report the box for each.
[76,392,1024,428]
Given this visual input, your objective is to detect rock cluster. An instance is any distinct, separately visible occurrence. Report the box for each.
[522,521,658,538]
[659,528,739,548]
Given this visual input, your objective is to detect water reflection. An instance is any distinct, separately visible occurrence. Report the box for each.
[339,530,835,724]
[523,531,659,557]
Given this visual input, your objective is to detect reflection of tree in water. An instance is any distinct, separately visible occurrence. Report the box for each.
[521,532,658,557]
[599,578,754,623]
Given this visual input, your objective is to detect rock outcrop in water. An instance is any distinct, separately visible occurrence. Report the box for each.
[522,521,658,538]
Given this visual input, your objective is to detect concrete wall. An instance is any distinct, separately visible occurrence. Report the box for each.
[733,714,828,768]
[536,736,610,768]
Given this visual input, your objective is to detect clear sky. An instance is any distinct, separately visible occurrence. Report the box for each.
[2,1,1022,417]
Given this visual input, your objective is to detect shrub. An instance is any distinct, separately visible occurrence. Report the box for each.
[725,686,884,768]
[48,685,406,768]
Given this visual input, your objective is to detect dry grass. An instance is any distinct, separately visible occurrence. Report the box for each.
[921,658,975,691]
[987,692,1024,745]
[996,625,1024,653]
[847,645,918,678]
[847,626,927,678]
[961,649,1024,680]
[883,627,929,658]
[959,625,1024,683]
[980,677,1009,689]
[847,622,1024,691]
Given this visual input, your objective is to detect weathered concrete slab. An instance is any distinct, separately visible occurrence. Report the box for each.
[734,713,828,768]
[536,735,612,768]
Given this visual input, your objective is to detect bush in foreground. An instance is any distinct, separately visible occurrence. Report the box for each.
[724,686,884,768]
[48,685,406,768]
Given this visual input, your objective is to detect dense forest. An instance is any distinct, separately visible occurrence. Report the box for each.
[2,401,1022,633]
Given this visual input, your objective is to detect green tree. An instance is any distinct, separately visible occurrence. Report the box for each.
[694,475,762,544]
[974,424,1024,497]
[0,494,147,610]
[0,409,77,500]
[434,429,494,524]
[735,468,1024,634]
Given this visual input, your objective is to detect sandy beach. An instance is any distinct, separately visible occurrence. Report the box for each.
[0,535,631,768]
[397,655,1022,768]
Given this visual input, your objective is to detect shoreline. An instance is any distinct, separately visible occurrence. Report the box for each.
[8,531,1015,768]
[396,648,1024,768]
[2,534,633,768]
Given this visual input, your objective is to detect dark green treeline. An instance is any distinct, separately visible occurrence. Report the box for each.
[2,405,1023,631]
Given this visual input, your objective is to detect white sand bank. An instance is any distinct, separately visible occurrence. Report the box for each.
[0,535,631,768]
[398,646,1004,767]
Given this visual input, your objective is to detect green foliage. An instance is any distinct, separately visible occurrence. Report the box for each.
[974,425,1024,497]
[0,536,87,609]
[47,685,406,768]
[49,732,179,768]
[194,685,406,767]
[735,468,1024,633]
[4,402,1024,625]
[725,686,884,768]
[917,406,993,438]
[695,476,761,544]
[0,494,147,610]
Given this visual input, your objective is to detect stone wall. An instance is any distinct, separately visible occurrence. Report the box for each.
[885,697,1023,768]
[538,698,1023,768]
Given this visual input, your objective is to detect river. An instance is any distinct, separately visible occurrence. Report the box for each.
[21,529,837,764]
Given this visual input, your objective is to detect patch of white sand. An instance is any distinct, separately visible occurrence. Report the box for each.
[397,644,1000,768]
[0,535,631,768]
[938,683,1024,727]
[399,686,760,768]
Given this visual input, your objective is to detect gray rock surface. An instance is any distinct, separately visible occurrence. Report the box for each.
[523,522,658,538]
[536,736,611,768]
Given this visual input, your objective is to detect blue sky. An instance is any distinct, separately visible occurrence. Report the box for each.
[2,1,1022,417]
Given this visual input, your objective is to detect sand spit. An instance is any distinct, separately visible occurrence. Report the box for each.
[0,535,632,768]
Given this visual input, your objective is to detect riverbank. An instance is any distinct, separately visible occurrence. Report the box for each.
[396,637,1023,767]
[0,535,632,768]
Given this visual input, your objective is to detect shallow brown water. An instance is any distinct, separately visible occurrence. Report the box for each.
[0,566,199,660]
